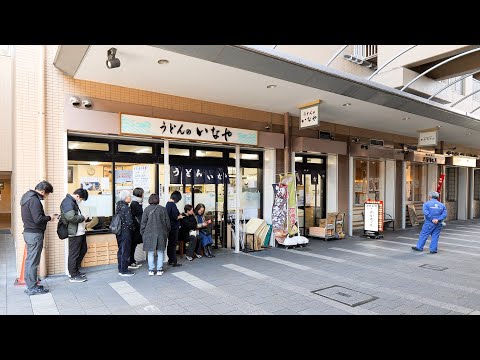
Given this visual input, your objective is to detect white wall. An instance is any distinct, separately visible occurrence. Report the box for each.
[0,55,12,171]
[458,167,468,220]
[385,160,396,218]
[326,155,338,214]
[348,156,353,236]
[263,149,276,224]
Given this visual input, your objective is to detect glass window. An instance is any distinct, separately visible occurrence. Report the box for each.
[161,148,189,156]
[67,160,113,231]
[413,164,427,202]
[354,159,368,205]
[229,153,260,160]
[473,79,480,102]
[368,161,380,201]
[446,167,457,201]
[475,169,480,201]
[118,144,153,154]
[114,162,156,210]
[196,150,223,158]
[406,163,412,201]
[68,141,109,151]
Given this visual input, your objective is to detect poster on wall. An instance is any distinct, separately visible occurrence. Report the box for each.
[115,170,133,183]
[133,165,150,192]
[80,177,100,191]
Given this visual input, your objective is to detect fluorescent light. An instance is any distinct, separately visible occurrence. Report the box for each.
[89,162,100,166]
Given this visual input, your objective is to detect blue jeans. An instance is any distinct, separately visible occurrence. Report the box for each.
[199,232,213,247]
[147,250,164,271]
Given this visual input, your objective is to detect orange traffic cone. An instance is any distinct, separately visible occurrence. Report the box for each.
[13,246,27,286]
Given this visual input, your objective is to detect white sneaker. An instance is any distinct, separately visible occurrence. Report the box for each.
[185,255,193,261]
[118,271,135,277]
[156,270,164,276]
[148,270,155,276]
[195,253,202,259]
[128,263,141,270]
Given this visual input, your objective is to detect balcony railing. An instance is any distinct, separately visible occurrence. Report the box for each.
[353,45,378,61]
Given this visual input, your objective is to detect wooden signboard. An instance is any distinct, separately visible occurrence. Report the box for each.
[407,204,419,226]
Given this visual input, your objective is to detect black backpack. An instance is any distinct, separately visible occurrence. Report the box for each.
[56,217,69,240]
[110,213,122,235]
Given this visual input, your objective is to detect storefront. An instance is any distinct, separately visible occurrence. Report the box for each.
[65,109,283,268]
[349,143,404,232]
[444,155,477,221]
[404,151,445,226]
[292,137,347,237]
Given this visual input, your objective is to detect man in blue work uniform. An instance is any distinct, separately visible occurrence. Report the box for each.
[412,191,447,254]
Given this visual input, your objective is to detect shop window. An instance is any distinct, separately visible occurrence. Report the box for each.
[405,164,412,202]
[67,160,113,232]
[406,163,427,202]
[118,144,153,154]
[229,153,260,160]
[161,148,189,156]
[114,163,156,210]
[368,161,381,201]
[474,170,480,200]
[68,141,109,152]
[196,150,223,158]
[354,159,368,205]
[446,167,457,201]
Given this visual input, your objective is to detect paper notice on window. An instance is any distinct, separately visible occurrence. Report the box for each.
[101,177,110,190]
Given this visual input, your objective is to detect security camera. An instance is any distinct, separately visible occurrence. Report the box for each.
[265,124,271,130]
[70,96,81,107]
[82,99,93,109]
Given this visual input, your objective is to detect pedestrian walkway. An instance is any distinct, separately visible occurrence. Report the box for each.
[3,220,480,315]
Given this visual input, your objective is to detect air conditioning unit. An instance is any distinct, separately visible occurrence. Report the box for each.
[370,139,384,147]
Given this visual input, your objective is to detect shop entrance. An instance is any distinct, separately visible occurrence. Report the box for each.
[295,155,326,236]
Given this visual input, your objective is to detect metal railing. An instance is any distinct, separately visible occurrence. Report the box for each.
[353,45,378,60]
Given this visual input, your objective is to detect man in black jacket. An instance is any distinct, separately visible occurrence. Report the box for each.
[60,188,89,283]
[20,181,54,296]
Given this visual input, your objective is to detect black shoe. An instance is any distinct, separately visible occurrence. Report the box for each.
[207,244,216,257]
[203,246,213,258]
[168,261,174,265]
[411,246,422,252]
[25,287,49,296]
[430,250,437,254]
[171,263,182,267]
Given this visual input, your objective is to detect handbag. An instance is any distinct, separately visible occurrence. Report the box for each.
[110,213,122,235]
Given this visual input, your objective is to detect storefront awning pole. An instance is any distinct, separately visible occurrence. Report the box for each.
[235,145,240,253]
[164,140,170,205]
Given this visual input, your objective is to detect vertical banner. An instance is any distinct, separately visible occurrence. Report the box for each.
[194,168,205,184]
[281,173,299,236]
[216,168,224,184]
[183,167,194,184]
[436,173,445,194]
[170,166,182,184]
[205,169,216,184]
[295,168,303,185]
[311,170,319,185]
[271,183,288,244]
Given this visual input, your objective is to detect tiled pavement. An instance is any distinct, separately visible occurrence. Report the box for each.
[3,220,480,315]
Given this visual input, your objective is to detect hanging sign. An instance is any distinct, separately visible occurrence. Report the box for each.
[418,128,438,147]
[170,166,182,184]
[121,113,258,146]
[364,200,384,232]
[298,100,321,129]
[436,173,445,194]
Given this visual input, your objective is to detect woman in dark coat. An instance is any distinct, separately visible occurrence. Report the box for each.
[140,194,171,276]
[115,190,136,276]
[129,187,144,269]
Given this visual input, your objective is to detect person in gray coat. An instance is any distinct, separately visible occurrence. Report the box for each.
[140,193,171,276]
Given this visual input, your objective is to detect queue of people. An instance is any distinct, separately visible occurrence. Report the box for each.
[20,182,216,295]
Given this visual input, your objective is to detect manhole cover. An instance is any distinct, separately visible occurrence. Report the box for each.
[312,285,377,307]
[420,264,448,271]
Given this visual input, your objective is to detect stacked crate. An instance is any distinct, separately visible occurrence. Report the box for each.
[81,234,118,268]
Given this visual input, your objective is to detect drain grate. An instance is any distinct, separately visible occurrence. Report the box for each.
[420,264,448,271]
[312,285,377,307]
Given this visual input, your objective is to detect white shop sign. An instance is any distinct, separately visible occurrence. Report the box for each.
[418,129,438,147]
[121,113,258,146]
[364,203,379,232]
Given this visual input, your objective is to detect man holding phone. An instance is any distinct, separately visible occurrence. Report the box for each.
[60,188,89,282]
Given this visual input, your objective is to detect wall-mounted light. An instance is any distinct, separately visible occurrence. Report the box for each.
[351,137,360,143]
[106,47,121,69]
[82,99,93,109]
[361,144,369,149]
[70,96,81,107]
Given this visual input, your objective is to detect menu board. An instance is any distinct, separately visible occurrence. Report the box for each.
[364,200,384,232]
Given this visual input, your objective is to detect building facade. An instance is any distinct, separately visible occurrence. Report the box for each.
[2,45,480,278]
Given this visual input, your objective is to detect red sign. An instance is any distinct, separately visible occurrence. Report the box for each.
[436,174,445,194]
